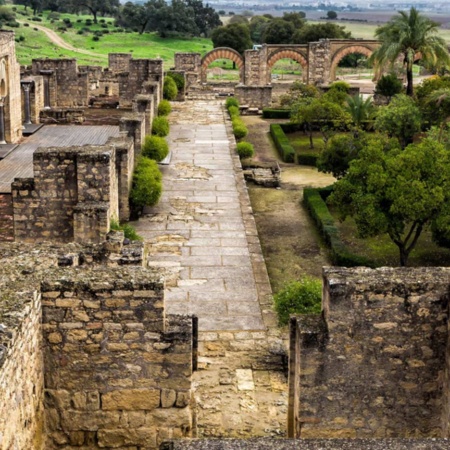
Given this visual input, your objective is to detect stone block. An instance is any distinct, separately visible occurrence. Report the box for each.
[97,428,157,448]
[102,389,160,411]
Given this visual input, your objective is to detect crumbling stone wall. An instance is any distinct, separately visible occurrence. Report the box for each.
[234,85,272,109]
[31,59,89,107]
[288,267,450,439]
[12,138,133,243]
[0,31,22,143]
[42,267,196,449]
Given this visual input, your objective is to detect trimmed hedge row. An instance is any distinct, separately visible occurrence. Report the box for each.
[270,124,295,163]
[262,108,291,119]
[298,153,318,166]
[303,187,375,267]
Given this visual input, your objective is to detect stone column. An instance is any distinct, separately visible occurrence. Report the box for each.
[21,80,33,125]
[0,98,7,144]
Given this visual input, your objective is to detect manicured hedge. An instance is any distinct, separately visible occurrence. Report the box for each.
[270,124,295,163]
[297,153,318,166]
[262,108,291,119]
[236,141,254,159]
[303,187,375,267]
[232,117,248,139]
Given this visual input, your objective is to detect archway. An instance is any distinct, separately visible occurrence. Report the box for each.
[267,49,308,83]
[201,48,244,84]
[330,45,374,82]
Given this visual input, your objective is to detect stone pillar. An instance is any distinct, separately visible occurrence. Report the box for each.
[119,113,145,155]
[40,70,53,108]
[132,94,153,137]
[0,98,7,144]
[307,40,331,85]
[21,80,33,125]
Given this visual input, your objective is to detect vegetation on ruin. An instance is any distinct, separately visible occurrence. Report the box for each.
[142,135,169,162]
[157,100,172,116]
[163,76,178,101]
[151,116,170,137]
[110,218,143,241]
[274,276,322,325]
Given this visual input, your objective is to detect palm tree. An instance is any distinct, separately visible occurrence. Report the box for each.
[369,7,450,97]
[345,94,375,130]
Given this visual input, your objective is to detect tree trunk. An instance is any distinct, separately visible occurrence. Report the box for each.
[399,245,409,266]
[406,66,414,97]
[309,129,314,149]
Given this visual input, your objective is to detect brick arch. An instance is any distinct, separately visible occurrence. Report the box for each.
[201,47,244,83]
[267,49,308,82]
[330,45,374,81]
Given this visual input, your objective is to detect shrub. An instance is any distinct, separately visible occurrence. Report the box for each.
[0,7,16,23]
[163,76,178,100]
[130,157,162,211]
[101,23,108,28]
[110,218,143,241]
[262,108,290,119]
[92,35,100,41]
[236,141,254,159]
[225,97,239,109]
[228,105,239,118]
[375,73,403,100]
[232,117,248,139]
[157,99,172,116]
[329,80,351,93]
[270,124,295,163]
[152,116,170,137]
[47,12,60,20]
[63,18,71,24]
[274,277,322,326]
[142,135,169,162]
[23,22,29,27]
[85,19,93,25]
[297,153,317,166]
[31,16,42,22]
[166,72,185,91]
[7,21,19,28]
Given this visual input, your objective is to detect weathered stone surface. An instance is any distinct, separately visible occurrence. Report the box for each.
[102,389,160,411]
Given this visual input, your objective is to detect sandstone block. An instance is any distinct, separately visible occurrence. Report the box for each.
[102,389,160,410]
[161,389,176,408]
[97,428,157,448]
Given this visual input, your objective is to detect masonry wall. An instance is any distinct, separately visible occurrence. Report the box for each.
[42,267,196,449]
[288,267,450,439]
[0,192,13,241]
[234,85,272,109]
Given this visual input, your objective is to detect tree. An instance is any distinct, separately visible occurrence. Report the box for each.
[279,81,319,108]
[327,10,337,20]
[369,7,450,97]
[282,12,305,29]
[293,22,351,44]
[228,14,248,25]
[151,0,198,37]
[329,137,450,266]
[249,15,270,44]
[186,0,221,36]
[375,73,403,102]
[262,18,295,44]
[416,75,450,128]
[119,1,154,34]
[374,94,421,148]
[69,0,120,23]
[211,23,252,55]
[345,94,375,130]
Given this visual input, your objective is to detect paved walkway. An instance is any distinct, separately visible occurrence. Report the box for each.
[133,100,287,438]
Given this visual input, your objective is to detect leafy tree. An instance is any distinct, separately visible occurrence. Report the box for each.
[211,23,252,55]
[374,94,421,148]
[327,10,337,20]
[293,22,351,44]
[291,97,351,148]
[68,0,120,23]
[375,73,403,102]
[329,137,450,266]
[345,94,375,130]
[152,0,198,37]
[186,0,221,36]
[279,81,320,108]
[416,76,450,128]
[228,14,248,25]
[369,7,450,97]
[282,12,305,29]
[262,18,295,44]
[249,15,270,44]
[118,1,154,34]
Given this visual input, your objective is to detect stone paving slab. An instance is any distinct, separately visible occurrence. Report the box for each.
[133,101,267,332]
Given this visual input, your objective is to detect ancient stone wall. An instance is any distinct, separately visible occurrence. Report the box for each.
[12,140,132,243]
[31,59,89,107]
[234,85,272,109]
[42,266,196,449]
[0,192,13,241]
[288,267,450,439]
[120,113,145,152]
[174,53,201,91]
[0,31,22,143]
[27,76,45,123]
[109,53,133,72]
[243,49,265,85]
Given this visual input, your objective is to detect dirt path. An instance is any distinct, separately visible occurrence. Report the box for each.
[243,116,335,293]
[18,20,104,58]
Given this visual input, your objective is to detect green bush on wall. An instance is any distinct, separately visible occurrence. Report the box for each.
[152,116,170,137]
[274,277,322,326]
[142,135,169,162]
[157,99,172,116]
[110,218,143,241]
[163,76,178,101]
[129,157,162,213]
[232,117,248,139]
[236,142,254,159]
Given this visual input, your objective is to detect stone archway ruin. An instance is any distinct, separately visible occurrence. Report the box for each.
[329,44,375,81]
[266,49,308,83]
[200,47,245,84]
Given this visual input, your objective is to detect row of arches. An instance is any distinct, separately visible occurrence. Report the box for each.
[200,45,376,84]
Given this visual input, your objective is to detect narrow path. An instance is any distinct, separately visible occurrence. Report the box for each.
[18,20,105,57]
[132,101,288,438]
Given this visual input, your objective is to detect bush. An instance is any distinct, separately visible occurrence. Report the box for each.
[303,187,374,267]
[63,18,71,24]
[85,19,93,25]
[270,124,295,163]
[142,135,169,162]
[236,142,254,159]
[262,108,291,119]
[163,76,178,100]
[152,116,170,137]
[375,73,403,99]
[274,277,322,326]
[130,157,162,211]
[110,218,143,241]
[228,105,239,118]
[297,153,318,166]
[31,16,42,22]
[157,99,172,116]
[166,72,185,91]
[92,35,100,41]
[0,7,16,23]
[225,97,239,109]
[232,117,248,139]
